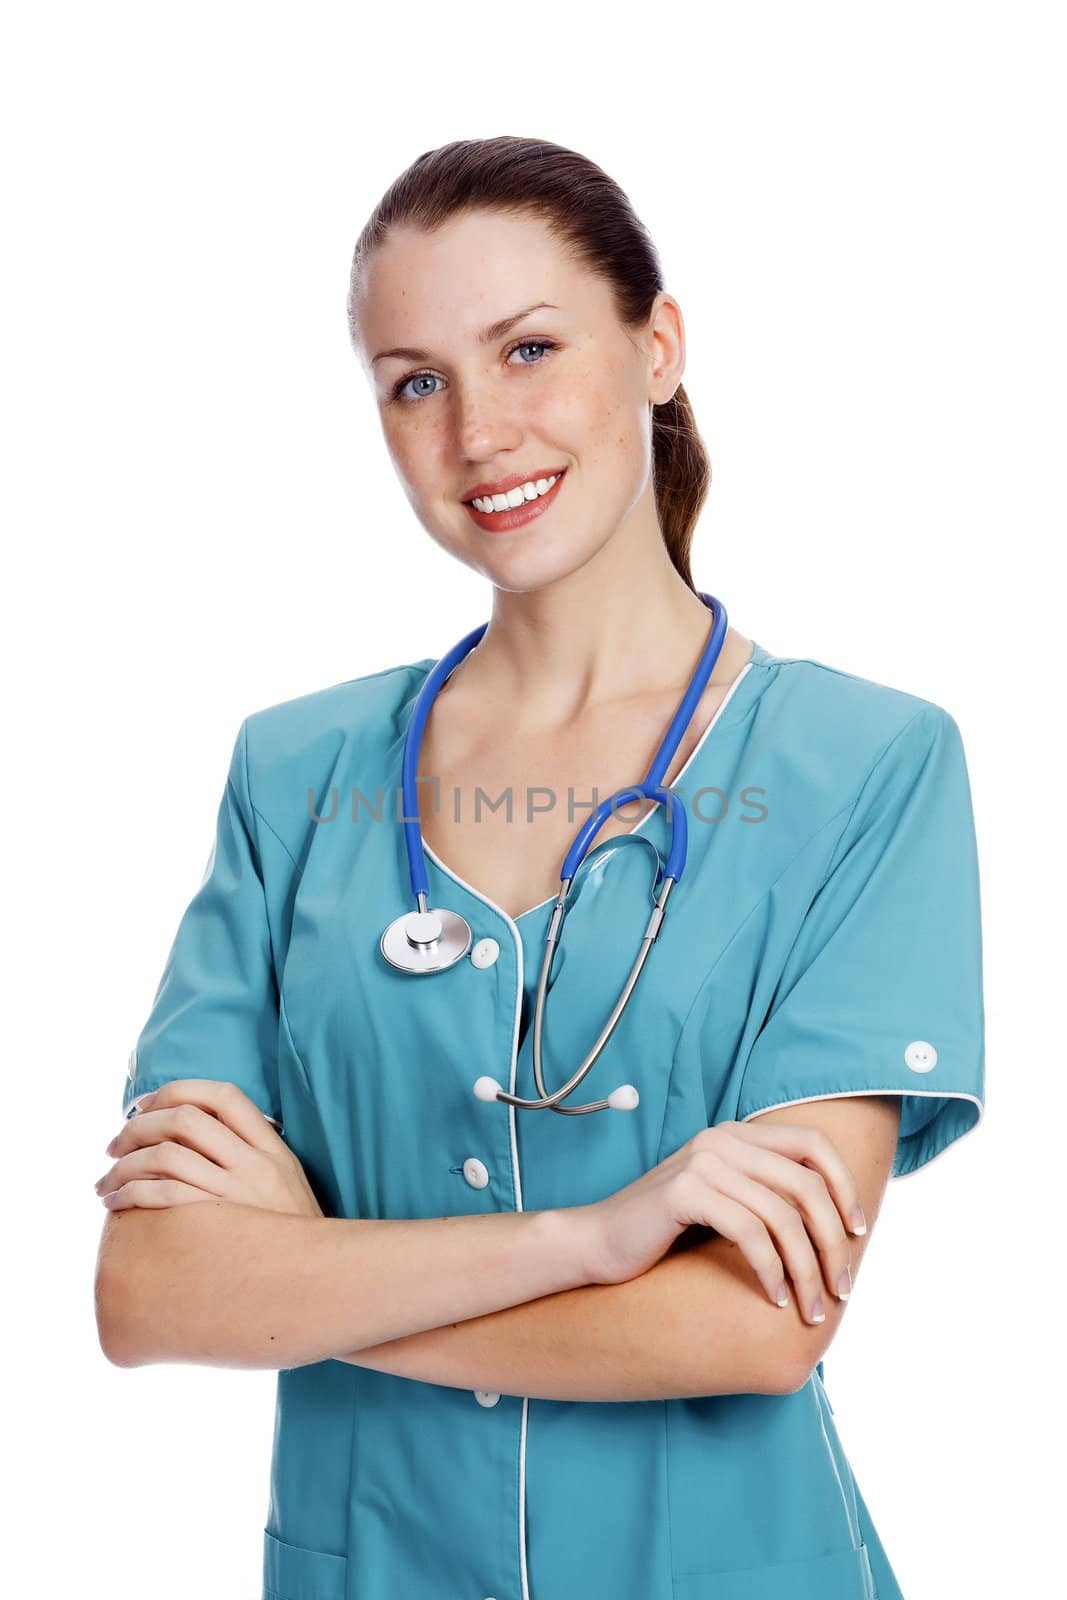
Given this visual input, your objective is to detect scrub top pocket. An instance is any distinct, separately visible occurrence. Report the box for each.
[263,1528,347,1600]
[671,1540,876,1599]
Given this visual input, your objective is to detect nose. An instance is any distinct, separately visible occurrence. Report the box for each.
[453,377,523,461]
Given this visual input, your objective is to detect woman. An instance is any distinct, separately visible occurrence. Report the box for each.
[96,137,985,1600]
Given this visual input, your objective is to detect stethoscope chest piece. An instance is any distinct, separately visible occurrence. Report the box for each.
[380,906,473,974]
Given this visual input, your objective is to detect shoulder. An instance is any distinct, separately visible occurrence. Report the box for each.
[229,659,434,854]
[750,641,963,769]
[743,643,968,846]
[240,658,434,769]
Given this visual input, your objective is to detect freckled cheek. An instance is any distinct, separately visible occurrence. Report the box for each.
[544,378,645,476]
[532,369,621,450]
[385,417,450,501]
[385,423,473,555]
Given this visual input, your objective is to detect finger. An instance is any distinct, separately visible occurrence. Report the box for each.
[672,1175,789,1310]
[722,1120,867,1237]
[125,1079,280,1154]
[110,1103,251,1171]
[702,1164,834,1324]
[97,1139,235,1201]
[712,1135,855,1304]
[100,1177,220,1210]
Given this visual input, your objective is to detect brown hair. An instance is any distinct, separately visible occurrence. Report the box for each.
[347,136,710,591]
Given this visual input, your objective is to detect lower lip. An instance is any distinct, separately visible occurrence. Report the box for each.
[463,470,567,532]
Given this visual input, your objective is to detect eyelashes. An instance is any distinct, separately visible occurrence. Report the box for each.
[389,338,559,404]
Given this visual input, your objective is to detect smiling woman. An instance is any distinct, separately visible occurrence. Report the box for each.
[100,134,985,1600]
[346,157,709,605]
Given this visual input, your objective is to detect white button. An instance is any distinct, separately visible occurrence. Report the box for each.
[470,937,500,969]
[127,1047,137,1080]
[463,1157,489,1189]
[473,1389,501,1407]
[904,1039,938,1073]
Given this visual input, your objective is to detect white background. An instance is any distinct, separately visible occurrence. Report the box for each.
[5,3,1062,1595]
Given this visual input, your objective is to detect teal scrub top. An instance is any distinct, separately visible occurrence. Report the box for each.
[122,639,986,1600]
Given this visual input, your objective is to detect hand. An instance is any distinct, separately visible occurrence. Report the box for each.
[574,1120,867,1325]
[94,1079,324,1218]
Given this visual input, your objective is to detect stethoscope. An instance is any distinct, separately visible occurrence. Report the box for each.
[380,592,729,1116]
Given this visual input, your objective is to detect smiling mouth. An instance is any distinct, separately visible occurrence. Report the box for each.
[464,468,567,511]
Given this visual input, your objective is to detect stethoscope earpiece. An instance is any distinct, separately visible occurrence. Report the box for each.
[474,1076,640,1110]
[381,594,729,1115]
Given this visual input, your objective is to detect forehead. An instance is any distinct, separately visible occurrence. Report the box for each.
[353,209,606,355]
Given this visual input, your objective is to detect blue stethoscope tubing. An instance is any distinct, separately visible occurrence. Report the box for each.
[380,592,728,1116]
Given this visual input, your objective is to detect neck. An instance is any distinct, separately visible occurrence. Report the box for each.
[456,521,724,727]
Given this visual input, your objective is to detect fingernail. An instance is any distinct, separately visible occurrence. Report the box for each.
[130,1090,156,1112]
[837,1267,852,1300]
[850,1206,867,1235]
[810,1297,825,1324]
[105,1138,117,1157]
[93,1176,107,1192]
[774,1281,789,1307]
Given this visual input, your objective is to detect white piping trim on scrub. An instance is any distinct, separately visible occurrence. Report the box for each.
[414,843,532,1598]
[416,656,756,1600]
[420,660,755,926]
[507,658,756,924]
[741,1089,985,1179]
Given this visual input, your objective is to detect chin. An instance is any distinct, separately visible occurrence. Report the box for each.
[486,521,616,584]
[479,545,605,596]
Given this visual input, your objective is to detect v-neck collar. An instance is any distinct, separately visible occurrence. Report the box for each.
[387,639,774,933]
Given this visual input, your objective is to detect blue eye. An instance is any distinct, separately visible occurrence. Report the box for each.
[507,339,555,368]
[394,372,443,403]
[390,339,557,404]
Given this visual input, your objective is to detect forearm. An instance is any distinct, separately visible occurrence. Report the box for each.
[95,1201,587,1371]
[335,1232,799,1400]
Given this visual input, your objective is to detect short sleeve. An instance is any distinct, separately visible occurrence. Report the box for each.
[122,718,283,1130]
[737,704,985,1178]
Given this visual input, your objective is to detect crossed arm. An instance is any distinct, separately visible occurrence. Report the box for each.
[330,1097,900,1400]
[98,1094,898,1398]
[95,1100,895,1401]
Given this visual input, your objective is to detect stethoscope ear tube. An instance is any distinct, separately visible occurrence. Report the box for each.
[490,868,678,1116]
[401,621,488,905]
[380,622,489,974]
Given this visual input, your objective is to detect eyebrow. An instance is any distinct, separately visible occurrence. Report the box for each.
[370,301,560,367]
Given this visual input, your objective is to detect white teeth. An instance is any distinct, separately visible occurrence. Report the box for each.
[471,474,560,514]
